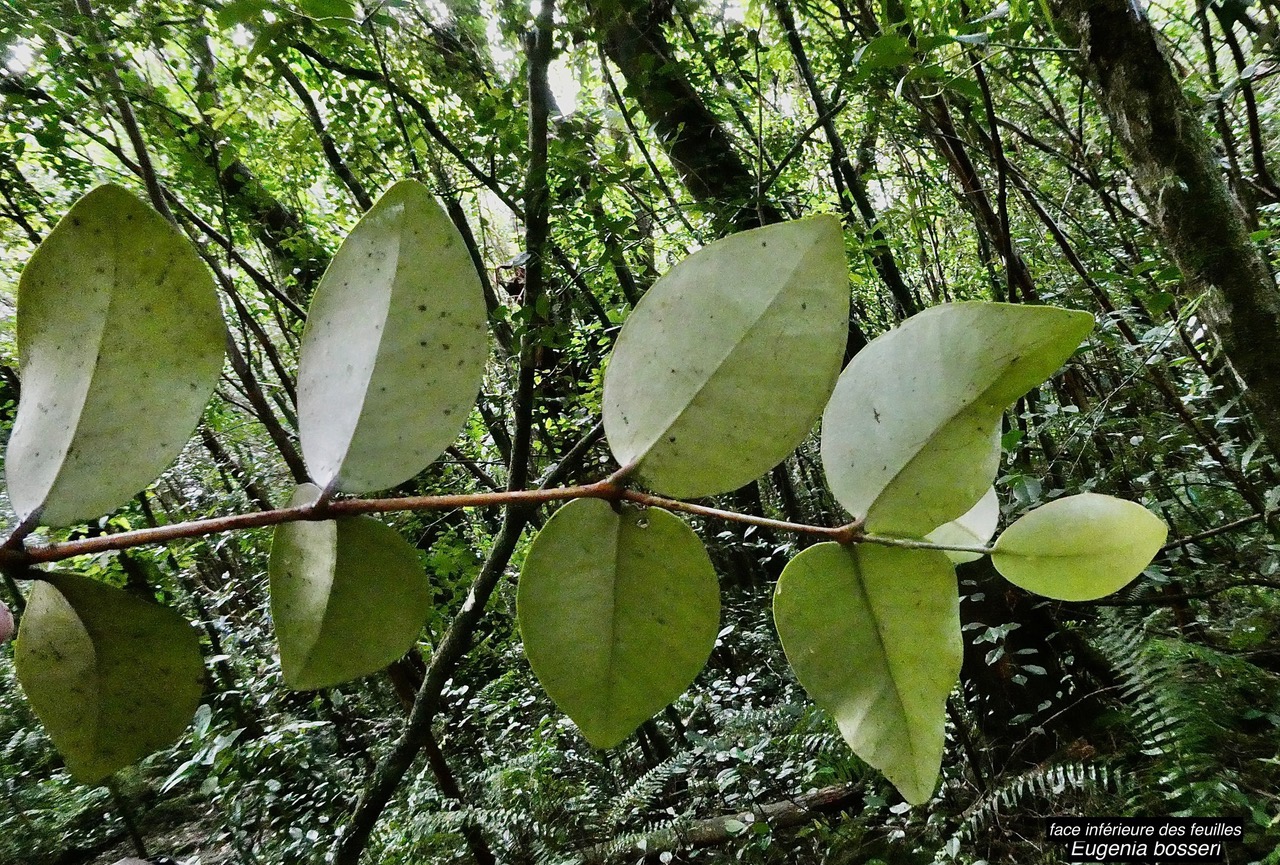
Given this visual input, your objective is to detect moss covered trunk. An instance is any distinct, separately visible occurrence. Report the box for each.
[1050,0,1280,453]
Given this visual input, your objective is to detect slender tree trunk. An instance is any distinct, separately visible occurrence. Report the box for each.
[1049,0,1280,455]
[590,0,782,231]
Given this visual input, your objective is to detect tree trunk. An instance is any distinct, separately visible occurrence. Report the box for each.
[1049,0,1280,455]
[590,0,782,231]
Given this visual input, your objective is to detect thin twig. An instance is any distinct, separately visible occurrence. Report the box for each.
[858,534,992,556]
[72,0,175,224]
[0,477,911,570]
[1160,512,1263,552]
[0,482,608,568]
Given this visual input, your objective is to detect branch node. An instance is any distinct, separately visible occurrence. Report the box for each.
[830,521,864,545]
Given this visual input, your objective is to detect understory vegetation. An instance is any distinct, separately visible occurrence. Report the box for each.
[2,0,1280,862]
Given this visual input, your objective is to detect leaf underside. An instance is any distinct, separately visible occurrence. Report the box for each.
[517,499,721,748]
[269,484,433,689]
[774,542,961,804]
[603,216,850,499]
[14,573,204,784]
[297,179,487,494]
[6,184,226,526]
[992,492,1168,601]
[926,487,1000,564]
[821,302,1093,537]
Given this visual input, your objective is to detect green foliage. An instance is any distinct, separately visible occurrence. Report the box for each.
[821,302,1093,536]
[602,217,849,498]
[992,493,1169,601]
[0,191,1167,818]
[5,185,225,526]
[773,543,960,804]
[1091,616,1280,852]
[297,179,487,494]
[14,573,203,784]
[0,5,1224,854]
[926,486,999,564]
[517,499,720,747]
[268,484,432,689]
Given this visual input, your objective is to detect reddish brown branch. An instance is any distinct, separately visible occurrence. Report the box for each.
[0,479,864,571]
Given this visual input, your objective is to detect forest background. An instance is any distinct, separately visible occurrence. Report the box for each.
[1,0,1280,862]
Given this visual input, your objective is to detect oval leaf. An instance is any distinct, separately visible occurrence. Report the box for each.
[517,498,720,747]
[925,487,999,564]
[269,484,433,689]
[991,493,1167,601]
[5,184,226,526]
[821,302,1092,536]
[14,573,204,784]
[774,543,960,804]
[603,217,849,498]
[297,180,487,494]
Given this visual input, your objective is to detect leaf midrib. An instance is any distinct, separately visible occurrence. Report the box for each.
[37,215,120,517]
[628,239,819,472]
[847,549,926,776]
[601,511,625,738]
[865,343,1037,532]
[319,207,405,487]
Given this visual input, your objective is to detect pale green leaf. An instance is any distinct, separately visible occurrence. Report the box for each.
[774,543,960,804]
[5,184,226,526]
[926,487,999,564]
[991,493,1167,601]
[821,302,1092,536]
[517,499,720,747]
[14,573,204,784]
[269,484,433,689]
[297,180,487,494]
[603,217,849,498]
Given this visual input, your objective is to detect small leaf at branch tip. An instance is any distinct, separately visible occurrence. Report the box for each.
[518,499,720,748]
[297,179,487,495]
[926,487,999,564]
[269,483,432,690]
[991,493,1167,601]
[289,482,324,509]
[821,302,1093,537]
[14,573,204,783]
[603,216,849,499]
[6,183,227,527]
